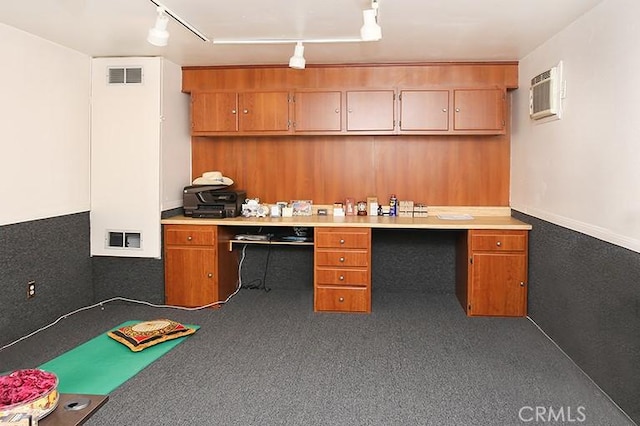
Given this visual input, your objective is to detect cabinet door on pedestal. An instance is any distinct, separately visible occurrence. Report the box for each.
[453,88,505,133]
[239,91,291,132]
[191,92,239,133]
[399,90,449,132]
[469,252,527,317]
[346,90,395,132]
[165,246,217,307]
[293,91,342,132]
[461,229,528,317]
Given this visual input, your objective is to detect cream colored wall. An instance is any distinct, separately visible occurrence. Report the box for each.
[511,0,640,253]
[0,23,91,226]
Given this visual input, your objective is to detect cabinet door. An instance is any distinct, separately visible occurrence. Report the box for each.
[191,92,239,133]
[346,90,395,132]
[165,246,217,307]
[239,91,290,132]
[399,90,449,131]
[293,91,342,132]
[453,88,505,132]
[470,252,526,316]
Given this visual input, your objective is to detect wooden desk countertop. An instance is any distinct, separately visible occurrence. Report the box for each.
[161,206,532,230]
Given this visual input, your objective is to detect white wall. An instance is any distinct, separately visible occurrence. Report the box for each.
[0,24,91,226]
[511,0,640,253]
[161,59,192,211]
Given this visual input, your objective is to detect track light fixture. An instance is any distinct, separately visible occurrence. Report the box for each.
[288,42,306,69]
[147,7,169,47]
[147,0,210,45]
[146,0,383,66]
[361,0,382,41]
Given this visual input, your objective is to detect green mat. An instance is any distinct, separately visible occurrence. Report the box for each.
[39,320,199,395]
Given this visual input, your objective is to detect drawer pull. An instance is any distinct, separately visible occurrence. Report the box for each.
[339,275,345,281]
[207,273,213,278]
[496,241,501,247]
[187,236,193,241]
[338,297,345,302]
[339,239,345,244]
[339,257,345,262]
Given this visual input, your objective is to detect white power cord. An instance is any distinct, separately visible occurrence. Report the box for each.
[0,245,248,352]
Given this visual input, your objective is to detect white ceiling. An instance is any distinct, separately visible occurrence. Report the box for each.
[0,0,603,67]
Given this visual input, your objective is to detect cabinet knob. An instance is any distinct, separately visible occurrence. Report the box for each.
[338,297,345,302]
[442,108,447,112]
[339,239,345,244]
[243,109,249,114]
[187,236,193,241]
[496,241,501,247]
[339,257,345,262]
[339,275,345,281]
[335,109,340,113]
[207,273,213,278]
[348,108,353,113]
[231,109,237,114]
[520,281,525,287]
[455,108,461,112]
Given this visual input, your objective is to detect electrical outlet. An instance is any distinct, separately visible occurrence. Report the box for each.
[27,280,36,299]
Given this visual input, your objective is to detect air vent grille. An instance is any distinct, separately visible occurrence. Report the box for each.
[107,67,143,85]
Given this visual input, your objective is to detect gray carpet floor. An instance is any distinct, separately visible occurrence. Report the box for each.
[0,289,635,425]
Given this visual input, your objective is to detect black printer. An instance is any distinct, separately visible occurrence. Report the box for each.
[183,185,246,218]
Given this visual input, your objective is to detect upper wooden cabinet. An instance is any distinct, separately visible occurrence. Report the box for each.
[453,89,505,133]
[191,91,291,135]
[346,90,396,133]
[399,90,449,132]
[292,90,342,133]
[399,88,506,134]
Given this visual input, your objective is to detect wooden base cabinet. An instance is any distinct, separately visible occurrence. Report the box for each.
[314,227,371,313]
[456,230,528,317]
[164,224,238,307]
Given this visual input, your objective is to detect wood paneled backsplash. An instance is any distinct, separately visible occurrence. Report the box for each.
[191,134,510,206]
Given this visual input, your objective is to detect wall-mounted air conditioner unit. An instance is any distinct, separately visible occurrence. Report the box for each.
[529,61,563,120]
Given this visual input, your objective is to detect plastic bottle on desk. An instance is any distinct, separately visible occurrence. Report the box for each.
[389,194,397,217]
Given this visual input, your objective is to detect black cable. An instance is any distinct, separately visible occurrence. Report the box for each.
[239,227,271,292]
[261,238,273,292]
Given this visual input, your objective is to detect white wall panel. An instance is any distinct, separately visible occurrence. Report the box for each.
[511,0,640,253]
[0,24,90,226]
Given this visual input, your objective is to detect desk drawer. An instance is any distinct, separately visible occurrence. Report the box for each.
[315,249,369,267]
[470,231,527,252]
[165,225,216,246]
[315,287,369,312]
[315,268,369,286]
[315,228,370,249]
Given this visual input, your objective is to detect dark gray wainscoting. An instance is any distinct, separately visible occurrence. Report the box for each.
[512,211,640,423]
[91,256,164,304]
[0,212,92,347]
